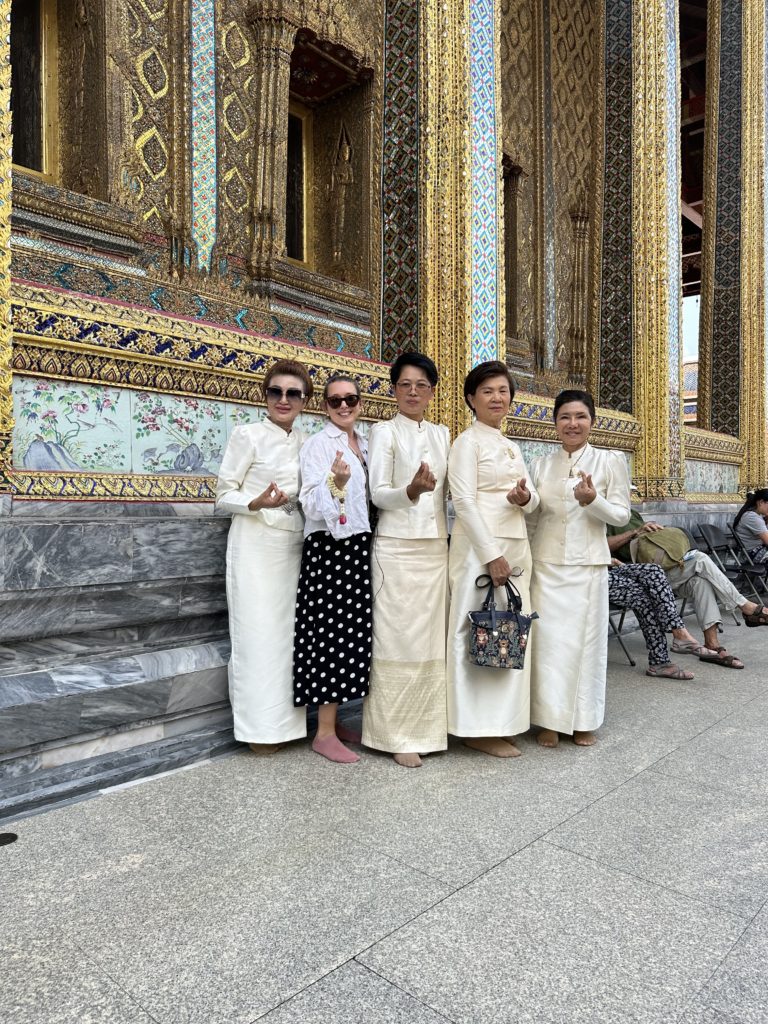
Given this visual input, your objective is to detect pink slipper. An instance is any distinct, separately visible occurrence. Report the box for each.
[336,723,362,744]
[312,734,360,764]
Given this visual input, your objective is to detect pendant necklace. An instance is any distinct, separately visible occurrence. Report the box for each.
[567,446,587,478]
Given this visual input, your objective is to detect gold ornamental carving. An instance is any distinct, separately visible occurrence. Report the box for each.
[420,0,472,439]
[630,0,685,501]
[0,0,12,493]
[696,0,721,430]
[739,0,767,489]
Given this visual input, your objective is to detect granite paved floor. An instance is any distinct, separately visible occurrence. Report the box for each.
[3,619,768,1024]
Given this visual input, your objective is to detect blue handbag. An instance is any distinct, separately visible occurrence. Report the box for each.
[468,574,539,670]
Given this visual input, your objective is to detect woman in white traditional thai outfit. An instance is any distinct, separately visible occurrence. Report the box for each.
[529,389,631,747]
[447,361,540,758]
[216,359,312,754]
[362,352,450,768]
[294,375,372,764]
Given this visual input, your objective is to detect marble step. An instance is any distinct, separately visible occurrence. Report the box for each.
[0,614,228,675]
[0,635,231,754]
[0,724,239,822]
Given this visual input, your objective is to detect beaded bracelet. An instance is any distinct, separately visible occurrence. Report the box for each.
[327,473,348,525]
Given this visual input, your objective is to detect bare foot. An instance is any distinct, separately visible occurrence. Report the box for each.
[394,752,422,768]
[573,731,596,746]
[537,729,559,748]
[463,737,522,758]
[248,742,283,755]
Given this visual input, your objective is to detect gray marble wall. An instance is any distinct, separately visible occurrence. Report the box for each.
[0,499,235,818]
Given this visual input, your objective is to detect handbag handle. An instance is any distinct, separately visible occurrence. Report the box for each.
[474,574,524,615]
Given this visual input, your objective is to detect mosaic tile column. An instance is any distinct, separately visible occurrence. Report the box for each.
[590,0,634,410]
[380,1,420,363]
[246,8,297,281]
[698,0,742,437]
[468,0,502,367]
[739,0,767,488]
[0,0,13,494]
[630,0,685,500]
[190,0,218,271]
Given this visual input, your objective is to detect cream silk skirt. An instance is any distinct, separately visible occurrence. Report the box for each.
[226,516,306,744]
[447,535,533,738]
[530,561,608,734]
[362,537,448,753]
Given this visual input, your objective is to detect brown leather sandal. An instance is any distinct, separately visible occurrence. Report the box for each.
[698,646,744,669]
[743,607,768,627]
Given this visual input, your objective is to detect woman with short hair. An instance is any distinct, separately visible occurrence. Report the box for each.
[293,375,372,764]
[216,359,312,753]
[447,360,539,757]
[529,389,631,747]
[362,352,450,767]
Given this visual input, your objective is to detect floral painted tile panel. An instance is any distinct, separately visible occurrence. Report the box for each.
[13,378,131,472]
[131,392,227,476]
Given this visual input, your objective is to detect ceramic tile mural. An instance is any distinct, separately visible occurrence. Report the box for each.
[13,378,367,477]
[685,459,740,494]
[13,379,132,472]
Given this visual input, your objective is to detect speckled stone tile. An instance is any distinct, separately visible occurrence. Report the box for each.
[258,961,450,1023]
[679,925,768,1024]
[359,842,745,1024]
[75,830,450,1024]
[0,934,157,1024]
[546,770,768,917]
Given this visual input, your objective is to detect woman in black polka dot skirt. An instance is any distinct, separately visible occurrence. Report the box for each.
[294,375,373,763]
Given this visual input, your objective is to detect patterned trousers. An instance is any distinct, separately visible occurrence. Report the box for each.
[608,563,684,666]
[747,545,768,565]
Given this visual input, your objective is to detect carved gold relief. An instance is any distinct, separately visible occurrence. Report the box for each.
[740,0,767,489]
[421,0,472,439]
[0,0,12,493]
[630,0,685,500]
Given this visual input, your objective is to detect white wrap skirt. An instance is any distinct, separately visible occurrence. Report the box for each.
[447,535,533,738]
[362,537,448,753]
[530,562,608,734]
[226,516,306,743]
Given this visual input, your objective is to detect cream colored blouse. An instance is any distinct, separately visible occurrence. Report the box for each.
[528,443,631,565]
[448,420,540,564]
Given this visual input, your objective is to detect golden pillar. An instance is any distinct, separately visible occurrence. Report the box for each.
[0,0,13,494]
[630,0,685,500]
[246,2,297,281]
[739,0,767,489]
[420,0,472,438]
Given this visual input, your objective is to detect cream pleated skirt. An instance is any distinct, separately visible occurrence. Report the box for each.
[362,536,448,753]
[226,516,306,744]
[447,535,533,738]
[529,561,608,734]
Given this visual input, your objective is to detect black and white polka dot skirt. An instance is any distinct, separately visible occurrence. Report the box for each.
[293,531,373,707]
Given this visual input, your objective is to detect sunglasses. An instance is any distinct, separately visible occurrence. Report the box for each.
[265,386,305,402]
[326,394,360,409]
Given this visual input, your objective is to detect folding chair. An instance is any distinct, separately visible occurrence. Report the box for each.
[696,522,765,605]
[729,526,768,599]
[608,602,637,666]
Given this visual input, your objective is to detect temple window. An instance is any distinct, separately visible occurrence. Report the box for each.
[10,0,58,179]
[286,102,313,265]
[502,156,522,341]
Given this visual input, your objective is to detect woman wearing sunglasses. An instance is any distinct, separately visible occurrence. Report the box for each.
[362,352,450,767]
[293,375,372,763]
[216,359,312,754]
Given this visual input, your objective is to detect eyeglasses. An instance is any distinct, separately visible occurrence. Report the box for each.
[326,394,360,409]
[395,380,433,393]
[265,386,305,402]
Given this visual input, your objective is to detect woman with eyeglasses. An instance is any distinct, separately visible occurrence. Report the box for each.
[216,359,312,754]
[293,375,372,763]
[447,361,540,757]
[362,352,450,767]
